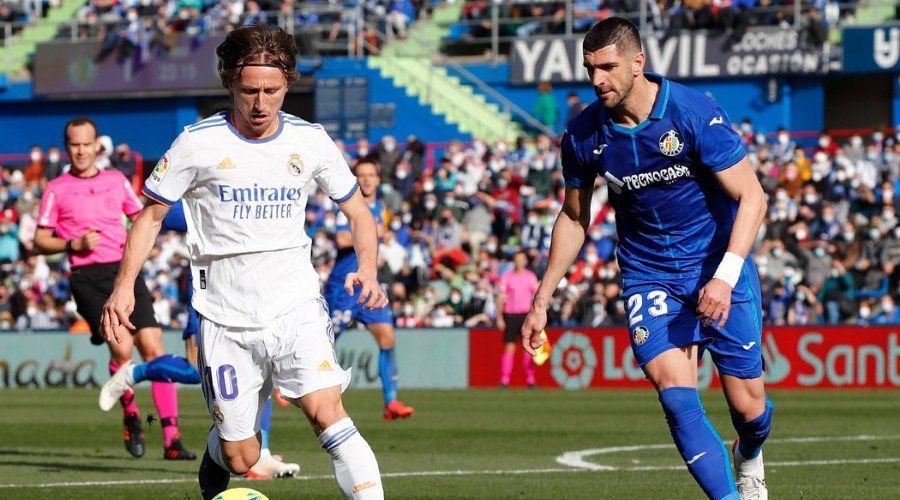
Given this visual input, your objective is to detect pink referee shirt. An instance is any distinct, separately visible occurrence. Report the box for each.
[498,269,539,315]
[37,170,143,268]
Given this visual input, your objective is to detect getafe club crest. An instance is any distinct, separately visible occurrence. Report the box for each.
[287,153,304,176]
[658,130,684,157]
[633,326,650,345]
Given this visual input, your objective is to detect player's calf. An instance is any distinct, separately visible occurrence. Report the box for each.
[318,417,383,499]
[659,387,740,500]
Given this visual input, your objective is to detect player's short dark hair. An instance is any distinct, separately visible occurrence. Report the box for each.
[63,117,98,146]
[352,155,381,176]
[216,25,299,89]
[583,17,642,55]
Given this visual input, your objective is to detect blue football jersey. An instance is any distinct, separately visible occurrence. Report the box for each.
[327,198,385,286]
[562,73,746,280]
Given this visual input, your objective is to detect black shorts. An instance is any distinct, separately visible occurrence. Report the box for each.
[502,313,527,343]
[70,261,159,345]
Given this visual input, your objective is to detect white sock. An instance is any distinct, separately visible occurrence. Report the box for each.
[123,363,136,386]
[318,418,383,499]
[736,447,765,478]
[207,427,230,472]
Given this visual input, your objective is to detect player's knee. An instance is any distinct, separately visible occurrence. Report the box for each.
[376,330,395,349]
[309,399,348,435]
[731,394,770,423]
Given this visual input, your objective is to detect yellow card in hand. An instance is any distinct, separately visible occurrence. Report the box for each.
[532,331,552,366]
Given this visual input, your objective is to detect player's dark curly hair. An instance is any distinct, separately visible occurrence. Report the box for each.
[216,25,299,89]
[583,17,642,55]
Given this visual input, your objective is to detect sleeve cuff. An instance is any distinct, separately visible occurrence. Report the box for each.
[708,145,746,173]
[332,183,359,204]
[142,186,177,206]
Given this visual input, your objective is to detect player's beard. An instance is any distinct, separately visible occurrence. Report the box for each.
[596,74,634,111]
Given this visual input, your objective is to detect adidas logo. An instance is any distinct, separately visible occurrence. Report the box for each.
[217,157,236,169]
[317,360,333,372]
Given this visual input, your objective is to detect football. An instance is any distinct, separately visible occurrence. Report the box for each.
[213,488,269,500]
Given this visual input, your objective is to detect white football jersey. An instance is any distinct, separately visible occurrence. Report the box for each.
[143,111,358,328]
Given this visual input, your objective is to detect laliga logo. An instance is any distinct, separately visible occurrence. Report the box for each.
[551,331,597,390]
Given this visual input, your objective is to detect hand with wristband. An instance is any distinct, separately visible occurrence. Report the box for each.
[696,251,744,328]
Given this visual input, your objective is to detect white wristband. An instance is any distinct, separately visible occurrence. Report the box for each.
[713,252,744,288]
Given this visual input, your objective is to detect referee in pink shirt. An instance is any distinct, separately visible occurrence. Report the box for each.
[33,117,194,461]
[496,250,539,388]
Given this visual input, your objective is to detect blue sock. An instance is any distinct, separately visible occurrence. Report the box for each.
[260,397,272,450]
[379,348,399,405]
[659,387,739,500]
[731,397,774,459]
[133,354,201,385]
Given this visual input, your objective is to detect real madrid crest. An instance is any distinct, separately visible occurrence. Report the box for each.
[213,404,225,425]
[633,326,650,345]
[287,153,304,176]
[658,130,684,157]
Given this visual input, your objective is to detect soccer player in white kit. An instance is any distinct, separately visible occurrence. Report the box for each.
[101,25,385,499]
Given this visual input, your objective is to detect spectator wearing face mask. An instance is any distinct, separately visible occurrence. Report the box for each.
[871,295,900,325]
[24,147,45,184]
[44,147,64,180]
[376,135,402,182]
[0,208,19,263]
[817,261,855,324]
[771,128,796,164]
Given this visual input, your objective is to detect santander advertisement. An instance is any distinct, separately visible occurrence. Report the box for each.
[468,327,900,389]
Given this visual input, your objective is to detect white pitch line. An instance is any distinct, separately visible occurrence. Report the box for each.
[3,435,900,490]
[555,434,900,471]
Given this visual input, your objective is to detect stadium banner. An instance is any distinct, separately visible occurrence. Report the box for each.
[509,28,825,85]
[468,327,900,389]
[335,328,469,389]
[0,328,469,390]
[0,332,186,389]
[33,35,225,97]
[841,24,900,73]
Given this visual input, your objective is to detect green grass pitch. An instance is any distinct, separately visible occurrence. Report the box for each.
[1,388,898,498]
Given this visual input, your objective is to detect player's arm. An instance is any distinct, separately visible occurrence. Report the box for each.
[496,285,506,330]
[102,200,171,343]
[522,184,593,354]
[697,157,767,328]
[337,190,388,309]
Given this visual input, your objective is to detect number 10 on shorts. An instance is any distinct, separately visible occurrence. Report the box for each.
[205,364,239,401]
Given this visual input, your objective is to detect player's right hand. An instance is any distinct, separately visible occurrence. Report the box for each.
[521,306,547,356]
[345,270,389,310]
[101,285,136,344]
[76,229,100,251]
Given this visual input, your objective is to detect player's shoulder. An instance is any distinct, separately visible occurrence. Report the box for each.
[279,111,323,131]
[662,76,721,124]
[184,112,229,135]
[566,100,606,143]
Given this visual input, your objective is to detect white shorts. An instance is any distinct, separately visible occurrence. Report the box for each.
[198,296,351,441]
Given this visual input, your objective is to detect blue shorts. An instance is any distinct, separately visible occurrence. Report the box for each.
[183,301,200,341]
[324,283,393,336]
[622,264,763,379]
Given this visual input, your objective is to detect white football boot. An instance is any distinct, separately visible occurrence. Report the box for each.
[733,439,768,500]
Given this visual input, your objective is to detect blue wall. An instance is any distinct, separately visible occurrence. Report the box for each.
[449,62,828,137]
[0,58,469,156]
[0,91,196,157]
[316,58,469,144]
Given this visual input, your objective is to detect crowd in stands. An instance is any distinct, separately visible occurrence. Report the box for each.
[452,0,857,46]
[53,0,429,60]
[2,116,900,332]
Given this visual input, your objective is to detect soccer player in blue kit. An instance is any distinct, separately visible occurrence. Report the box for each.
[324,157,414,420]
[522,18,772,500]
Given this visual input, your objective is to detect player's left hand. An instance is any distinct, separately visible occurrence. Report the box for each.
[696,278,732,329]
[345,270,389,309]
